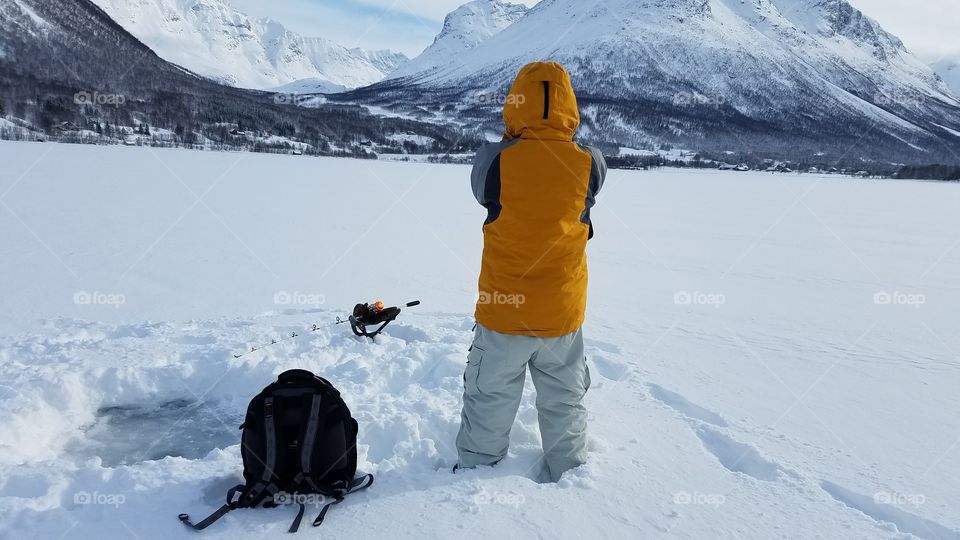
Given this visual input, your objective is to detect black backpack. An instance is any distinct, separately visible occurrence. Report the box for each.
[179,369,373,533]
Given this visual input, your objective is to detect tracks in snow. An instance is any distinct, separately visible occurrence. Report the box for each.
[820,481,960,540]
[645,381,960,539]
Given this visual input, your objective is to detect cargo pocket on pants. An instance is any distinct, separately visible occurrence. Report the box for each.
[464,347,484,396]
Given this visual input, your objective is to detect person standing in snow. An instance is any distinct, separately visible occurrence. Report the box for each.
[456,61,606,482]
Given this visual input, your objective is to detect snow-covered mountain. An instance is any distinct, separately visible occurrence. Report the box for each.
[368,0,960,165]
[932,57,960,98]
[90,0,408,91]
[0,0,472,155]
[388,0,528,79]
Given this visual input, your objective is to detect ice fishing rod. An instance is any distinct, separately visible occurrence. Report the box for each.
[336,300,421,340]
[232,323,324,359]
[232,300,421,358]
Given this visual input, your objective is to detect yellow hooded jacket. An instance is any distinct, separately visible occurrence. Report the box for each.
[471,62,607,337]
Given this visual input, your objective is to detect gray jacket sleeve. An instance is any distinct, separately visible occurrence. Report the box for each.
[585,145,607,201]
[580,145,607,239]
[471,140,518,206]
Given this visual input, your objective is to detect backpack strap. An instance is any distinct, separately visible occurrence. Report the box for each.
[236,396,281,508]
[312,496,343,527]
[300,391,353,493]
[262,396,278,485]
[311,474,374,527]
[178,483,244,530]
[300,392,324,485]
[347,473,374,492]
[288,502,306,533]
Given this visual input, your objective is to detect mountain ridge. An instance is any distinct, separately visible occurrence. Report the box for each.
[389,0,528,79]
[89,0,409,91]
[355,0,960,165]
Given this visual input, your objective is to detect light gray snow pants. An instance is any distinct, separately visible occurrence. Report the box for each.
[456,323,591,482]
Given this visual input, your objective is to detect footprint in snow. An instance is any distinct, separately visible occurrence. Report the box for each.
[589,354,631,381]
[644,383,786,482]
[695,426,780,482]
[820,480,960,540]
[647,383,728,427]
[584,338,623,354]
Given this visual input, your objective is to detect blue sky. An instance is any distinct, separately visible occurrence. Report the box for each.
[228,0,957,62]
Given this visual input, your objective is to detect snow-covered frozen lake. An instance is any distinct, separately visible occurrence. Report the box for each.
[1,141,959,539]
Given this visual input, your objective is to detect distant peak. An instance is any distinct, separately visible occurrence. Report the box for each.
[435,0,529,46]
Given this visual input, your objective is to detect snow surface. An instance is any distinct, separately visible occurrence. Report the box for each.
[1,141,960,539]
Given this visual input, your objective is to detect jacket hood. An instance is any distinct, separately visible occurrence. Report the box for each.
[503,62,580,141]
